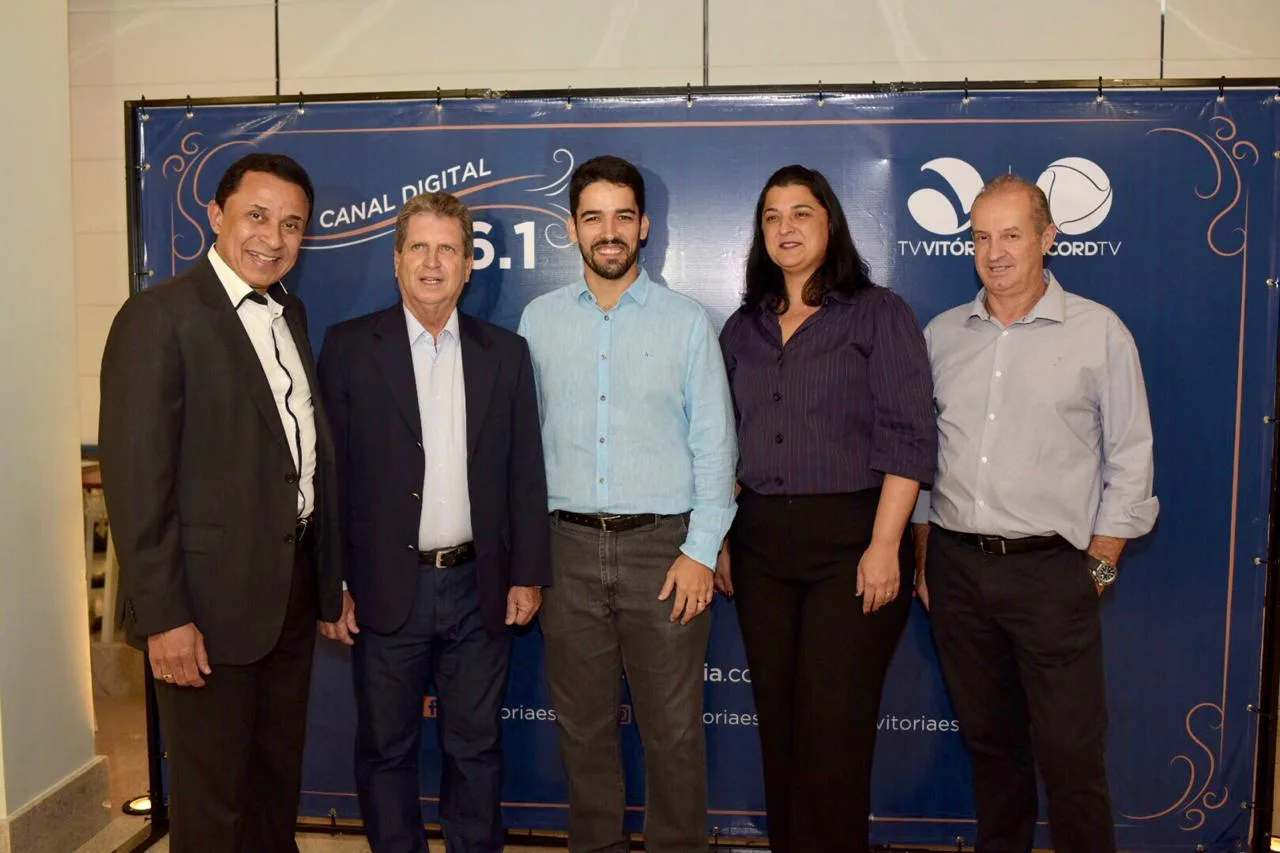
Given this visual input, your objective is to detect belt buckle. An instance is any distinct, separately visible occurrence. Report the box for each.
[599,514,623,531]
[296,516,310,541]
[978,535,1007,556]
[434,549,449,569]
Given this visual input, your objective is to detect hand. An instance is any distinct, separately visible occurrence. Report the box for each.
[856,540,902,615]
[1086,535,1125,598]
[912,524,930,611]
[658,553,715,624]
[506,585,543,626]
[148,622,211,688]
[713,540,733,598]
[319,590,359,646]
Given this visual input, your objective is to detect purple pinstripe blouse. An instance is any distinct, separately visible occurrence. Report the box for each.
[720,286,937,495]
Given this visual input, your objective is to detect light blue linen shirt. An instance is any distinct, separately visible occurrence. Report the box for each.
[517,269,738,568]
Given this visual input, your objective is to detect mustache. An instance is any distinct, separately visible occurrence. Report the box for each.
[591,239,630,251]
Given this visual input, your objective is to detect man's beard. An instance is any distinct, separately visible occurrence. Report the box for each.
[579,239,639,280]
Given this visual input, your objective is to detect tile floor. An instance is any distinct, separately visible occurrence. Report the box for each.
[76,663,581,852]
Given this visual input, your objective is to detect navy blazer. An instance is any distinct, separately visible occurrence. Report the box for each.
[317,304,552,635]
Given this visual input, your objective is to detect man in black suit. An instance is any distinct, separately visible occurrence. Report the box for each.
[317,191,551,853]
[99,152,343,852]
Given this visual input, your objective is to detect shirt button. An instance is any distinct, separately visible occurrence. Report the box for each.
[600,354,608,361]
[600,395,606,402]
[980,457,988,464]
[978,499,986,507]
[406,544,416,552]
[599,436,606,444]
[775,434,784,444]
[1001,330,1009,337]
[772,392,782,402]
[416,441,423,450]
[604,315,611,322]
[598,477,605,484]
[988,413,996,420]
[411,492,421,501]
[995,371,1002,378]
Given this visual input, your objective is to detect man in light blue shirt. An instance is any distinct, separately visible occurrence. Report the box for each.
[912,175,1157,853]
[518,155,737,853]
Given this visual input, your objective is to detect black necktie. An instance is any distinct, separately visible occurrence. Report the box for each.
[239,290,305,513]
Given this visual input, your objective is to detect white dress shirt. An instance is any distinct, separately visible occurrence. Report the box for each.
[406,306,473,549]
[914,271,1158,549]
[208,248,317,519]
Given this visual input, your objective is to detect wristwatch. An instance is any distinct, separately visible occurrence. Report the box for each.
[1086,556,1119,589]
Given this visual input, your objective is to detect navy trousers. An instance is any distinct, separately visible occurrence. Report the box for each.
[352,560,511,853]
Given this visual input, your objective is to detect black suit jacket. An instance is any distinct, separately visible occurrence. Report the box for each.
[317,304,551,636]
[99,258,343,664]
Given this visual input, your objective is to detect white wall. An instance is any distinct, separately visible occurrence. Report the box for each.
[1,1,99,819]
[68,0,1280,444]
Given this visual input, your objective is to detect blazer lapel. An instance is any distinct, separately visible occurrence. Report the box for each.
[459,312,497,464]
[193,261,292,456]
[277,289,334,460]
[371,305,424,442]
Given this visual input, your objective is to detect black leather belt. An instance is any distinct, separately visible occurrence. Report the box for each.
[295,515,313,544]
[933,525,1070,556]
[553,510,666,533]
[419,541,476,568]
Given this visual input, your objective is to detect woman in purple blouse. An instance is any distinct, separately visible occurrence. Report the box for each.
[716,165,937,853]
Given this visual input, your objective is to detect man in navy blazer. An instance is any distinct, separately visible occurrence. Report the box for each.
[316,191,551,853]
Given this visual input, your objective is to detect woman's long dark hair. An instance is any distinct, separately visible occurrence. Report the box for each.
[742,165,874,312]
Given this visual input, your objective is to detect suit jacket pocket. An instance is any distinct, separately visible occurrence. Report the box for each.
[180,524,225,555]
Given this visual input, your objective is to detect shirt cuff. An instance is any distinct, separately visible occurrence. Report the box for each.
[681,531,722,570]
[1093,495,1160,540]
[869,450,937,489]
[911,488,932,525]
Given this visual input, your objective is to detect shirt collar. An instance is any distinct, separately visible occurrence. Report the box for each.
[404,304,459,345]
[969,270,1066,325]
[756,285,856,315]
[573,267,652,308]
[209,247,289,311]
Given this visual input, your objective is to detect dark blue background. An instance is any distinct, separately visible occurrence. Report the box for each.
[135,91,1279,851]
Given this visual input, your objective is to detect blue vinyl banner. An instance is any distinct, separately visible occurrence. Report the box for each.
[133,90,1280,851]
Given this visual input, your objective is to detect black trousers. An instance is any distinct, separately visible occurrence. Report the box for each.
[155,542,317,853]
[927,527,1115,853]
[729,488,911,853]
[353,560,511,853]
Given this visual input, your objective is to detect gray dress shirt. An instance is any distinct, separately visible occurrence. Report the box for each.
[914,272,1158,549]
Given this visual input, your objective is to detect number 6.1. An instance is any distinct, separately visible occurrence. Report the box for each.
[473,220,536,271]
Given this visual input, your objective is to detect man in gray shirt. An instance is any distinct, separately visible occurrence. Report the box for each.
[913,174,1157,853]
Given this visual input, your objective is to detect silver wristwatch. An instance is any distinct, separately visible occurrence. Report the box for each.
[1087,556,1119,589]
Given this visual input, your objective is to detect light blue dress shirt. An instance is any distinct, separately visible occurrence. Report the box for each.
[913,272,1158,549]
[517,269,738,568]
[405,306,473,550]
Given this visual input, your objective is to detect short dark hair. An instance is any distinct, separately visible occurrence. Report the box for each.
[213,152,315,221]
[742,164,873,312]
[569,155,645,217]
